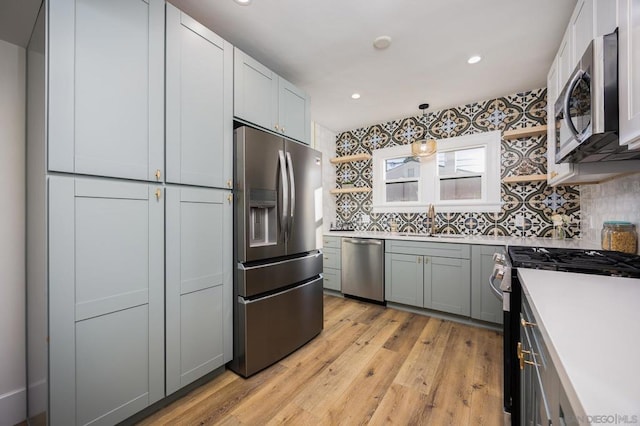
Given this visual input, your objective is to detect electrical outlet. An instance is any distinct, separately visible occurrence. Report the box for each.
[515,214,525,228]
[361,214,370,224]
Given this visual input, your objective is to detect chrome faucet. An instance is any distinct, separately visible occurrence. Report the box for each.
[428,204,436,235]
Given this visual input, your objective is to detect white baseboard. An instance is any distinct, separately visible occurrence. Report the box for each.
[0,387,26,426]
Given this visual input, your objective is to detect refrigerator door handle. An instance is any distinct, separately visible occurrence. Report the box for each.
[278,150,288,240]
[285,151,296,235]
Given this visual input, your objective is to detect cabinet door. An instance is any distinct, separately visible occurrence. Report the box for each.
[278,77,311,144]
[547,57,575,185]
[233,48,278,132]
[571,0,594,61]
[48,0,164,182]
[619,0,640,149]
[428,257,471,316]
[166,5,233,188]
[470,246,504,324]
[48,176,164,425]
[557,27,573,86]
[166,186,232,395]
[384,253,424,307]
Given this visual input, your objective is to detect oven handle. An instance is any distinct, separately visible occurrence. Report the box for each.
[489,273,504,301]
[563,68,587,142]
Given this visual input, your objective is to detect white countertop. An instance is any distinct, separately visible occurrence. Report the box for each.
[325,231,600,250]
[518,268,640,422]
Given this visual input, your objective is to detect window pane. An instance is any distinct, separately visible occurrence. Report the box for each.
[440,176,482,200]
[386,181,418,202]
[438,147,485,174]
[385,157,420,179]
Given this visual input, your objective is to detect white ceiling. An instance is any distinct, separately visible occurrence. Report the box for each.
[169,0,577,133]
[0,0,578,133]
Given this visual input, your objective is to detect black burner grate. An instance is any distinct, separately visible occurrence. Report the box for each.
[507,246,640,278]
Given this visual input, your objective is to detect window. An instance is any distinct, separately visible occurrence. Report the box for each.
[384,156,420,202]
[372,131,501,213]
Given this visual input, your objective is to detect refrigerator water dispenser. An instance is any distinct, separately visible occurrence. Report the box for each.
[249,189,277,247]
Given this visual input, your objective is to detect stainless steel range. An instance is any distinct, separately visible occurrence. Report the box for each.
[490,246,640,425]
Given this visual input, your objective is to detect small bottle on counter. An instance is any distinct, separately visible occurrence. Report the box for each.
[601,221,638,254]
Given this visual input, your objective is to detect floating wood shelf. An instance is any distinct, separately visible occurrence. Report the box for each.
[329,153,372,164]
[502,125,547,140]
[502,174,548,184]
[329,187,372,194]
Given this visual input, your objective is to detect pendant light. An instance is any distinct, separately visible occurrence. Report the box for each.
[411,103,437,158]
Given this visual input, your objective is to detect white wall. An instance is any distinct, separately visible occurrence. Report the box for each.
[0,39,26,425]
[580,173,640,254]
[311,122,337,232]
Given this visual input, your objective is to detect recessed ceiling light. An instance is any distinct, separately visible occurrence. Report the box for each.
[467,55,482,64]
[233,0,252,5]
[373,36,392,50]
[351,93,361,100]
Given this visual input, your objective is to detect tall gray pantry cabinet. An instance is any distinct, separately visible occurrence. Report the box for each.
[26,1,233,425]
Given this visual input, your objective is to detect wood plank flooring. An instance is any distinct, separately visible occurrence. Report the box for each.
[138,294,503,425]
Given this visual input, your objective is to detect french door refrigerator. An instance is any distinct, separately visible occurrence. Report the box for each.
[229,125,323,377]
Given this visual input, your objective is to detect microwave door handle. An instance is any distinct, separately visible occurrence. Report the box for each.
[278,150,288,240]
[285,152,295,235]
[563,68,585,141]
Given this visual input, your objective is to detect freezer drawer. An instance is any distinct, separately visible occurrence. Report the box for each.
[231,277,323,377]
[237,251,322,298]
[341,238,384,302]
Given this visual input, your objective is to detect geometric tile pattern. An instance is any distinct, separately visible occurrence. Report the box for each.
[334,88,581,238]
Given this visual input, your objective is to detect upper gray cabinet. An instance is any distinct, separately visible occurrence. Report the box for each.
[166,4,233,189]
[48,0,165,182]
[619,0,640,149]
[234,48,311,144]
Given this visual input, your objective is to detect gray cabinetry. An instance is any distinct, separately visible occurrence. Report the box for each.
[48,0,165,182]
[166,4,233,188]
[165,186,232,395]
[385,253,424,306]
[233,48,311,144]
[322,236,341,291]
[385,240,471,316]
[471,245,505,324]
[48,176,164,425]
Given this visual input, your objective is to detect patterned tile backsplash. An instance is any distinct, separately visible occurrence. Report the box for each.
[333,88,581,237]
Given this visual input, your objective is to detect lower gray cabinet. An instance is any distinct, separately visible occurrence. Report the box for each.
[385,253,424,306]
[385,249,470,316]
[165,186,232,395]
[322,236,341,291]
[48,176,164,425]
[471,245,505,324]
[430,256,471,316]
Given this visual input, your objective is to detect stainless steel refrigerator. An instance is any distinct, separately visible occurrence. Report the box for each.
[229,125,323,377]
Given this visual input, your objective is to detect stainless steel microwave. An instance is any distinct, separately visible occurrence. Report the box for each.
[555,30,640,162]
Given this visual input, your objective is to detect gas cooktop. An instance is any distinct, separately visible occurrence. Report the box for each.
[507,246,640,278]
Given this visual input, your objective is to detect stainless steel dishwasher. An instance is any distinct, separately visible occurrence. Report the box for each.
[341,238,384,302]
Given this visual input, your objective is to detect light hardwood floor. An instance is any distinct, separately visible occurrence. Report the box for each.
[139,294,503,425]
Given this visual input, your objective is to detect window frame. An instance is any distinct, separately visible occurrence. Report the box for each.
[371,131,502,213]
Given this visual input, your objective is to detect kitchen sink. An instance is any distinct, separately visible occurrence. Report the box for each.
[396,232,466,239]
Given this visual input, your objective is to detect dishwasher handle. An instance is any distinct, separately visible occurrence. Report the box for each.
[343,239,382,245]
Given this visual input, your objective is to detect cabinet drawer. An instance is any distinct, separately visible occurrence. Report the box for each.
[322,269,341,291]
[323,247,341,269]
[385,240,470,259]
[322,236,341,249]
